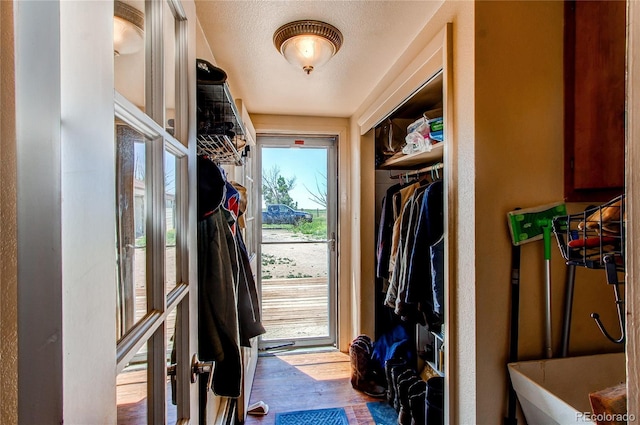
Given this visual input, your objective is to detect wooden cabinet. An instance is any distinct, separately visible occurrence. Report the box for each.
[564,0,626,202]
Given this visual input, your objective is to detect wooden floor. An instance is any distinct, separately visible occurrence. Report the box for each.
[243,350,383,425]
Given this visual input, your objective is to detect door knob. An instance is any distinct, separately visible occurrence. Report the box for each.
[191,353,214,390]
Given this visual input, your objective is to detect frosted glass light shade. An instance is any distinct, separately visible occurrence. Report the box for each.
[273,20,343,75]
[113,1,144,56]
[280,35,336,74]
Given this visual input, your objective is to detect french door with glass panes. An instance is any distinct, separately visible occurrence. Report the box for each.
[114,1,200,423]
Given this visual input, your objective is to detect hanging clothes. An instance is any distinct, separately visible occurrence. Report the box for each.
[197,156,226,219]
[430,235,445,316]
[380,177,444,329]
[387,182,422,281]
[198,208,242,397]
[376,182,404,280]
[196,157,265,397]
[394,186,428,322]
[385,185,423,312]
[235,226,266,346]
[405,180,443,328]
[231,181,248,229]
[225,181,240,235]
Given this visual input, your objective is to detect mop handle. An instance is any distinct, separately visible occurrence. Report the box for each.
[541,220,553,358]
[542,222,552,261]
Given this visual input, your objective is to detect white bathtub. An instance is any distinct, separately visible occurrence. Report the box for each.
[508,352,625,424]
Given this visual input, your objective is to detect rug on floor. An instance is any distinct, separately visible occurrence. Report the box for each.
[274,407,348,425]
[366,401,398,425]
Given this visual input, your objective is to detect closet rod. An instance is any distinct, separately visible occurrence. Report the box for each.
[389,162,443,180]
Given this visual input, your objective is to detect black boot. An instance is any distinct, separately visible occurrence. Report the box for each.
[385,358,408,406]
[408,380,426,425]
[392,369,414,412]
[425,377,444,425]
[397,374,420,425]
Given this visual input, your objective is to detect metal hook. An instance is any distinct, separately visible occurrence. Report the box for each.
[590,254,625,344]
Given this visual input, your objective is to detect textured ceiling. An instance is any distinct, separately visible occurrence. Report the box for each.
[195,1,443,118]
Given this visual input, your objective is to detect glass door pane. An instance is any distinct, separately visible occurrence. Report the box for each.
[114,0,145,112]
[116,122,149,340]
[163,0,177,133]
[258,137,337,348]
[165,150,179,297]
[117,344,148,425]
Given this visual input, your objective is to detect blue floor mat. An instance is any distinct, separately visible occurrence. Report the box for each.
[275,407,348,425]
[367,401,398,425]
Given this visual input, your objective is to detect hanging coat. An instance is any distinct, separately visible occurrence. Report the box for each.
[197,209,242,397]
[235,229,266,346]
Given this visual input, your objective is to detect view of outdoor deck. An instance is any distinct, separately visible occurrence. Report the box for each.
[260,276,329,341]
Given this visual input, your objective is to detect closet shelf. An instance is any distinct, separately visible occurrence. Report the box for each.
[378,143,443,169]
[197,82,246,165]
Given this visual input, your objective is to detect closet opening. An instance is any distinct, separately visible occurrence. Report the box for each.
[256,135,338,350]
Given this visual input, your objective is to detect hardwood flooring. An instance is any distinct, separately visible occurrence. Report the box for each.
[243,350,384,425]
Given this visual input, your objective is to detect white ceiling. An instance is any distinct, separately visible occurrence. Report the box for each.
[195,1,443,118]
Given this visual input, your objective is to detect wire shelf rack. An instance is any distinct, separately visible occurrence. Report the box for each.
[196,134,243,165]
[552,194,625,271]
[196,83,246,166]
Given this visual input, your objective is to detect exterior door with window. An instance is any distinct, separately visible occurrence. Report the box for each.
[257,135,338,349]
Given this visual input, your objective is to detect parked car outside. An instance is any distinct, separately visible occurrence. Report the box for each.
[262,204,313,225]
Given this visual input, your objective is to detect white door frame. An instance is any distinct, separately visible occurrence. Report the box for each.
[256,134,339,349]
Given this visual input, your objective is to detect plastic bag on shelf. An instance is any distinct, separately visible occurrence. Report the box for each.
[403,131,432,154]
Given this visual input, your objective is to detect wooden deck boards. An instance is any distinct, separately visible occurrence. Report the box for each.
[260,277,330,339]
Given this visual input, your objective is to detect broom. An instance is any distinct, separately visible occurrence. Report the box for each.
[507,202,567,359]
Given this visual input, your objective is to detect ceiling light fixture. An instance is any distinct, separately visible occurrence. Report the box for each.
[113,1,144,56]
[273,20,343,75]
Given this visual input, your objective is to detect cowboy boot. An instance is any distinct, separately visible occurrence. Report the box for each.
[349,337,386,397]
[349,338,370,390]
